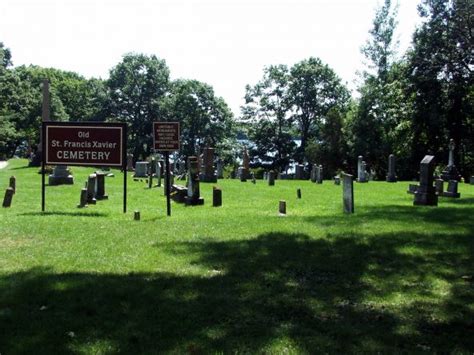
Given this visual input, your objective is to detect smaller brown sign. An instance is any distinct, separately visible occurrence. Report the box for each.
[153,122,180,151]
[45,123,124,166]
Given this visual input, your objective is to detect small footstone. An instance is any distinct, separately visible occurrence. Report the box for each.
[279,200,286,214]
[134,211,140,221]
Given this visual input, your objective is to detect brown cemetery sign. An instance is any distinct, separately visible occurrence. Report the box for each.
[42,122,127,212]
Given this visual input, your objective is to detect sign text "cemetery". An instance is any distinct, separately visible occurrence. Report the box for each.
[153,122,180,152]
[45,123,124,166]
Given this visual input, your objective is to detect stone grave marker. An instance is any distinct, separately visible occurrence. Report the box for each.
[77,188,88,208]
[241,148,250,182]
[268,171,275,186]
[185,156,204,205]
[86,174,97,204]
[386,154,397,182]
[201,147,217,182]
[9,176,16,194]
[297,188,301,199]
[295,164,305,180]
[334,176,341,185]
[126,153,134,171]
[414,155,438,206]
[357,156,368,183]
[316,165,323,184]
[279,200,286,214]
[435,179,444,195]
[95,171,108,200]
[442,180,460,198]
[407,184,418,194]
[310,165,317,183]
[213,186,222,207]
[216,159,224,179]
[470,176,474,185]
[134,161,149,178]
[2,187,14,208]
[342,173,354,213]
[49,165,74,185]
[441,139,461,181]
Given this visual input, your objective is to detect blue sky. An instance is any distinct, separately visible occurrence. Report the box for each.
[0,0,421,115]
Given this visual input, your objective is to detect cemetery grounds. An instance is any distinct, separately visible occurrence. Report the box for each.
[0,159,473,353]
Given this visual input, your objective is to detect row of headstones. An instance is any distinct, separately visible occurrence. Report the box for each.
[77,172,109,208]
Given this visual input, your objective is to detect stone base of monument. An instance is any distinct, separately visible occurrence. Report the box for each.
[28,152,42,167]
[185,196,204,206]
[386,175,397,182]
[171,185,188,203]
[441,165,461,182]
[441,180,460,198]
[414,190,438,206]
[49,166,74,186]
[407,184,419,194]
[200,173,217,183]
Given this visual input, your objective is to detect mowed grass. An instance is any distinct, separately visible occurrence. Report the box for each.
[1,158,473,354]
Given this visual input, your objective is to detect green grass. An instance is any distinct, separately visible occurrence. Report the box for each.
[1,158,473,354]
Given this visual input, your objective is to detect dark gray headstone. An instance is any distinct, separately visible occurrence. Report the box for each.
[435,179,444,195]
[316,165,323,184]
[213,187,222,207]
[134,161,149,178]
[357,156,368,183]
[2,187,14,208]
[386,154,397,182]
[310,165,317,183]
[268,171,275,186]
[297,188,301,199]
[95,171,108,200]
[334,176,341,185]
[441,139,461,181]
[185,156,204,205]
[77,188,88,208]
[126,153,134,171]
[279,200,286,214]
[9,176,16,194]
[295,164,305,180]
[49,165,74,185]
[342,173,354,213]
[86,174,97,204]
[414,155,438,206]
[442,180,460,198]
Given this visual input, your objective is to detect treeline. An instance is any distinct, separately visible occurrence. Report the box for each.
[241,0,473,180]
[0,0,472,179]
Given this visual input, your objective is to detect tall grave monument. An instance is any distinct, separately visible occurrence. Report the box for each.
[414,155,438,206]
[441,139,461,182]
[386,154,397,182]
[185,156,204,205]
[357,156,368,183]
[200,146,217,182]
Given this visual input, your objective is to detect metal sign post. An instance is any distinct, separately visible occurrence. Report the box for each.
[153,122,180,217]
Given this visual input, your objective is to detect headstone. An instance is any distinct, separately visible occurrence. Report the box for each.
[295,164,305,180]
[2,187,14,208]
[316,165,323,184]
[268,171,275,186]
[126,153,134,171]
[310,165,317,183]
[48,165,74,185]
[77,188,88,208]
[86,174,97,204]
[414,155,438,206]
[279,200,286,214]
[297,188,301,199]
[342,173,354,213]
[216,159,224,179]
[251,172,256,184]
[201,147,217,182]
[386,154,397,182]
[185,156,204,205]
[334,176,341,185]
[435,179,444,195]
[95,171,108,200]
[357,156,368,183]
[134,211,140,221]
[442,180,460,198]
[241,148,250,181]
[9,176,16,194]
[441,139,461,181]
[134,161,149,178]
[263,172,268,181]
[470,176,474,185]
[213,186,222,207]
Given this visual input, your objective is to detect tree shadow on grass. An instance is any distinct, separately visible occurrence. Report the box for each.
[1,232,473,353]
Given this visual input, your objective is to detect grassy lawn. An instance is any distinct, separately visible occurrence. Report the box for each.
[1,158,473,353]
